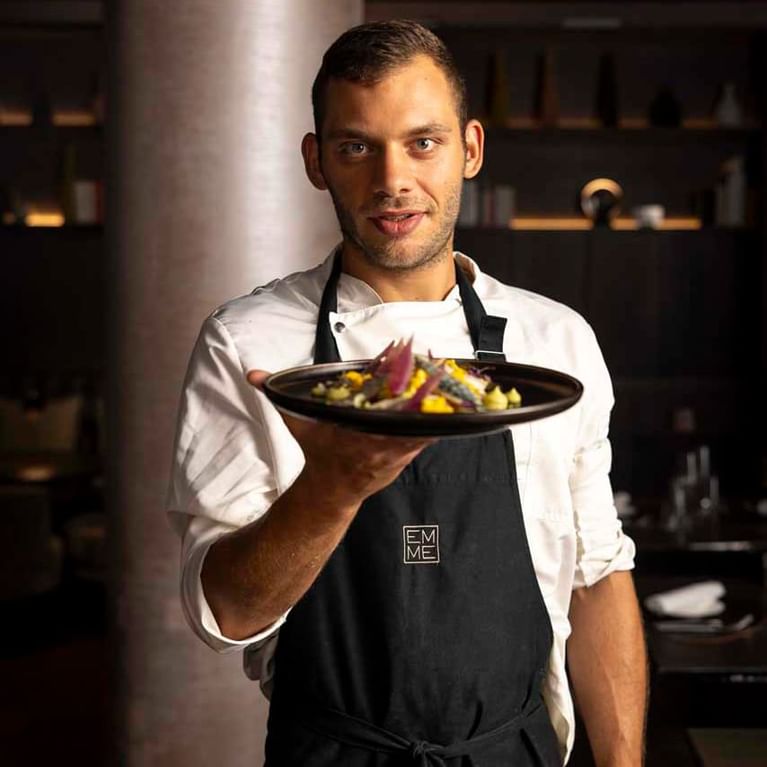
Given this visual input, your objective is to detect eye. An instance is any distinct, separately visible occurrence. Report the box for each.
[414,138,435,152]
[340,142,368,156]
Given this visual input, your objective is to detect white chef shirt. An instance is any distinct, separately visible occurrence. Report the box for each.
[167,247,635,762]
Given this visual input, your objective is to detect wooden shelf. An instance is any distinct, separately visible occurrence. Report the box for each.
[0,223,103,232]
[457,217,738,232]
[0,111,103,130]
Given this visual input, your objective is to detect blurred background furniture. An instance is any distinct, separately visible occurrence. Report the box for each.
[0,486,61,600]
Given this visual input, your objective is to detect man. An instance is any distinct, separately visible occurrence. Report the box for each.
[168,20,647,767]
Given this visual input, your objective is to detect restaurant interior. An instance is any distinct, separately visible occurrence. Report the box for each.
[1,1,767,765]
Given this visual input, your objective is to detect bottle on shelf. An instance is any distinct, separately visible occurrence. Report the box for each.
[595,52,619,128]
[712,81,743,128]
[478,184,516,228]
[0,185,20,226]
[31,82,52,129]
[59,143,77,224]
[90,71,106,125]
[534,47,559,128]
[75,377,102,458]
[458,179,480,227]
[485,50,511,128]
[648,84,682,128]
[715,155,746,227]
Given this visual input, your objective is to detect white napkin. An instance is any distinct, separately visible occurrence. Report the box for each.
[644,580,726,618]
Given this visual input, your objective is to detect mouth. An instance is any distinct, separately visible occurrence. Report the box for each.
[368,211,425,238]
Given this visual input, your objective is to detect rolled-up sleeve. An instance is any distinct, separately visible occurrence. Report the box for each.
[569,322,635,588]
[166,315,289,652]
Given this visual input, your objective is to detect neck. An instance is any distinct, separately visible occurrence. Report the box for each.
[340,239,458,302]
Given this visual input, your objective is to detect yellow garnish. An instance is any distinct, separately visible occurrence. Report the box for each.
[506,387,522,407]
[420,395,455,413]
[311,382,327,397]
[404,368,428,397]
[342,370,370,389]
[483,386,508,411]
[326,385,350,401]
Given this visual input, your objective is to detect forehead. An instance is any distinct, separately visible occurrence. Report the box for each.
[321,55,459,137]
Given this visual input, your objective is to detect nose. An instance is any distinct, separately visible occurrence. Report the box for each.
[372,144,414,198]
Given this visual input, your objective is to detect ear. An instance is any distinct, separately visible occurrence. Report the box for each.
[302,133,328,190]
[462,119,484,180]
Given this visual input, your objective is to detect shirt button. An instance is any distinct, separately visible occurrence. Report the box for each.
[334,321,346,333]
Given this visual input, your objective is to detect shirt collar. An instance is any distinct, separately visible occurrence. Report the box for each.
[326,245,483,313]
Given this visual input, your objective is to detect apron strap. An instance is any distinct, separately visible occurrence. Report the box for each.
[313,249,344,364]
[313,251,508,365]
[290,693,550,767]
[454,259,507,362]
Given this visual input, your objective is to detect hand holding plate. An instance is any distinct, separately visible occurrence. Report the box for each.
[247,369,436,513]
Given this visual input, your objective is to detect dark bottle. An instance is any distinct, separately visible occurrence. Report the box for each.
[31,82,52,128]
[76,378,101,457]
[595,52,619,127]
[484,50,511,127]
[59,143,77,224]
[649,84,682,127]
[533,47,558,127]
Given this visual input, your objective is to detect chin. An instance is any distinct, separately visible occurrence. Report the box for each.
[362,240,446,272]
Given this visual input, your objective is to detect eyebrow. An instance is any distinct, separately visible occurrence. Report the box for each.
[325,122,453,141]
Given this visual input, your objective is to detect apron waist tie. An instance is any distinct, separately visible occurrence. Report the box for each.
[292,695,548,766]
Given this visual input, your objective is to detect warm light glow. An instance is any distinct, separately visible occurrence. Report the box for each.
[0,110,33,126]
[558,116,601,129]
[580,177,623,201]
[53,110,98,127]
[25,212,65,227]
[511,217,592,230]
[508,216,702,231]
[619,117,648,129]
[612,217,702,231]
[18,464,56,482]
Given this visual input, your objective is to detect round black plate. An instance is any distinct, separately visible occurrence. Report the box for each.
[263,359,583,438]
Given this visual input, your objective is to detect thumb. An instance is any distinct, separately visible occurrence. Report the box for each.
[246,369,272,391]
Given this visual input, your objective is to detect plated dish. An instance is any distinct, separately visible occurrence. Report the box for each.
[263,340,583,437]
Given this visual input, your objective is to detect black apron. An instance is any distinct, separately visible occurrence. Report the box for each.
[264,253,562,767]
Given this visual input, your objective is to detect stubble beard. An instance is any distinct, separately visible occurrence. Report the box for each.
[327,180,463,274]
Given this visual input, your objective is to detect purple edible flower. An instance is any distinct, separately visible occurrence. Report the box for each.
[365,339,395,375]
[386,336,414,395]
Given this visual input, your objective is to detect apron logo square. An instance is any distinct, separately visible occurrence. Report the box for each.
[403,525,440,564]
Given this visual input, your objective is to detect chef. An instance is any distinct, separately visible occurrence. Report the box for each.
[168,19,647,767]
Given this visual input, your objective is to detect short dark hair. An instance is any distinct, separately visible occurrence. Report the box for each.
[311,19,468,140]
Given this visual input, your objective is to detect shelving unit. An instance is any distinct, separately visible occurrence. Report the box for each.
[0,6,105,397]
[392,9,767,498]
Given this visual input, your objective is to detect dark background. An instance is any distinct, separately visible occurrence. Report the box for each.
[1,1,767,765]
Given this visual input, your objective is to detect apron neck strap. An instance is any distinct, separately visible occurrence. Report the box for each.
[454,260,507,362]
[313,251,507,364]
[313,250,344,364]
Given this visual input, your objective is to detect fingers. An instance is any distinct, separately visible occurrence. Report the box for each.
[246,369,271,391]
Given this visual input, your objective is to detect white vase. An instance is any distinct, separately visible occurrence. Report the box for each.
[713,82,743,127]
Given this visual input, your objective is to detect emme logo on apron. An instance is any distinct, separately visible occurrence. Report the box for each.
[403,525,440,564]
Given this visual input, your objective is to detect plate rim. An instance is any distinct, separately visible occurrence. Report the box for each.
[262,358,583,435]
